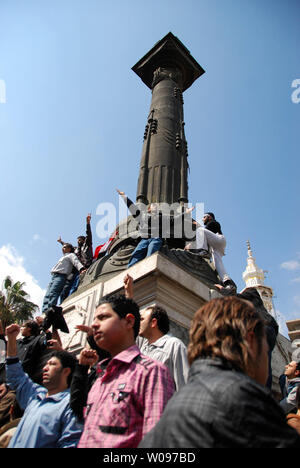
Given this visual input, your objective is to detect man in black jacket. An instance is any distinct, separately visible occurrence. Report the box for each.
[58,214,93,301]
[139,296,300,448]
[16,320,48,383]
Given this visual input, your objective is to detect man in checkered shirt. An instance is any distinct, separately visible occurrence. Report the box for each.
[77,294,175,448]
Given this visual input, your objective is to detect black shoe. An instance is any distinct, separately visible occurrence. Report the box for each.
[42,306,69,334]
[215,279,237,296]
[189,248,210,259]
[223,279,237,290]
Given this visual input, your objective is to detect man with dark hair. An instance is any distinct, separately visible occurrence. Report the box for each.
[139,296,300,448]
[185,212,236,293]
[0,381,21,429]
[75,213,93,269]
[42,243,85,313]
[5,323,82,448]
[280,360,300,415]
[76,293,174,448]
[58,214,94,270]
[58,214,94,300]
[138,305,189,390]
[15,321,48,383]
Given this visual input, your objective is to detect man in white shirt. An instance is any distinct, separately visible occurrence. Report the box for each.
[138,305,189,390]
[42,244,85,313]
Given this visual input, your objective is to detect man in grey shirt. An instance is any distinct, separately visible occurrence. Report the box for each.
[42,244,85,313]
[138,305,189,390]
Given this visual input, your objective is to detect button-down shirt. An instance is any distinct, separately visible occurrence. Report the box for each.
[6,359,83,448]
[77,344,175,448]
[51,253,84,276]
[138,333,189,390]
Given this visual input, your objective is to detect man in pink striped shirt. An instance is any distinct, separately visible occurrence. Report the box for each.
[77,294,175,448]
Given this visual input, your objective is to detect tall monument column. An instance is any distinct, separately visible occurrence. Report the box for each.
[132,33,205,205]
[59,34,222,358]
[76,32,219,288]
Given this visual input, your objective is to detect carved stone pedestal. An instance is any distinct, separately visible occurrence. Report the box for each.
[58,249,291,402]
[59,251,220,353]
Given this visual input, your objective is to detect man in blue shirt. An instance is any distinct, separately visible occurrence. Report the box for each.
[5,323,83,448]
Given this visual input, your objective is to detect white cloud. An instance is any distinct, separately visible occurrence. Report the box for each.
[29,233,46,245]
[293,295,300,309]
[280,260,300,271]
[0,244,45,313]
[291,277,300,283]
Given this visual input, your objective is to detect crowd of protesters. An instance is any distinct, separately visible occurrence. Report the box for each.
[1,205,300,448]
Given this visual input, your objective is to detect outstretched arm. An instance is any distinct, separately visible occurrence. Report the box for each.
[57,236,65,246]
[116,189,140,218]
[5,324,39,410]
[124,274,134,299]
[85,213,92,246]
[6,324,19,358]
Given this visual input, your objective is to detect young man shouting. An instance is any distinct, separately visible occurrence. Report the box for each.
[77,294,175,448]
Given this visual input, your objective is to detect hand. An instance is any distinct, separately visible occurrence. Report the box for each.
[78,348,98,367]
[75,325,93,336]
[185,206,195,215]
[86,213,91,224]
[57,236,63,244]
[124,273,134,299]
[116,189,125,196]
[35,316,44,326]
[47,339,63,351]
[5,324,20,340]
[184,244,191,251]
[80,269,87,275]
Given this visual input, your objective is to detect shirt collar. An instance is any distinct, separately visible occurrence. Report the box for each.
[97,344,140,375]
[150,333,170,348]
[145,333,172,349]
[111,344,140,364]
[37,388,70,402]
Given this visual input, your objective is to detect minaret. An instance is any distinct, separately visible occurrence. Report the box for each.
[242,240,278,321]
[132,32,205,206]
[242,240,265,287]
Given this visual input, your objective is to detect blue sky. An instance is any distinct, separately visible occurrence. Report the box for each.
[0,0,299,336]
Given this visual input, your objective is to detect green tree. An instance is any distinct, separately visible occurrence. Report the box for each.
[0,276,39,329]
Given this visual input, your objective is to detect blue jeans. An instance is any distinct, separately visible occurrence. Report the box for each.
[59,272,80,304]
[42,273,67,313]
[128,238,163,268]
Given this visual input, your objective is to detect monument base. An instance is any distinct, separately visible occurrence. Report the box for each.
[59,251,291,401]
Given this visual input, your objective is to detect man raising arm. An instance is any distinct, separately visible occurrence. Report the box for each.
[5,324,82,448]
